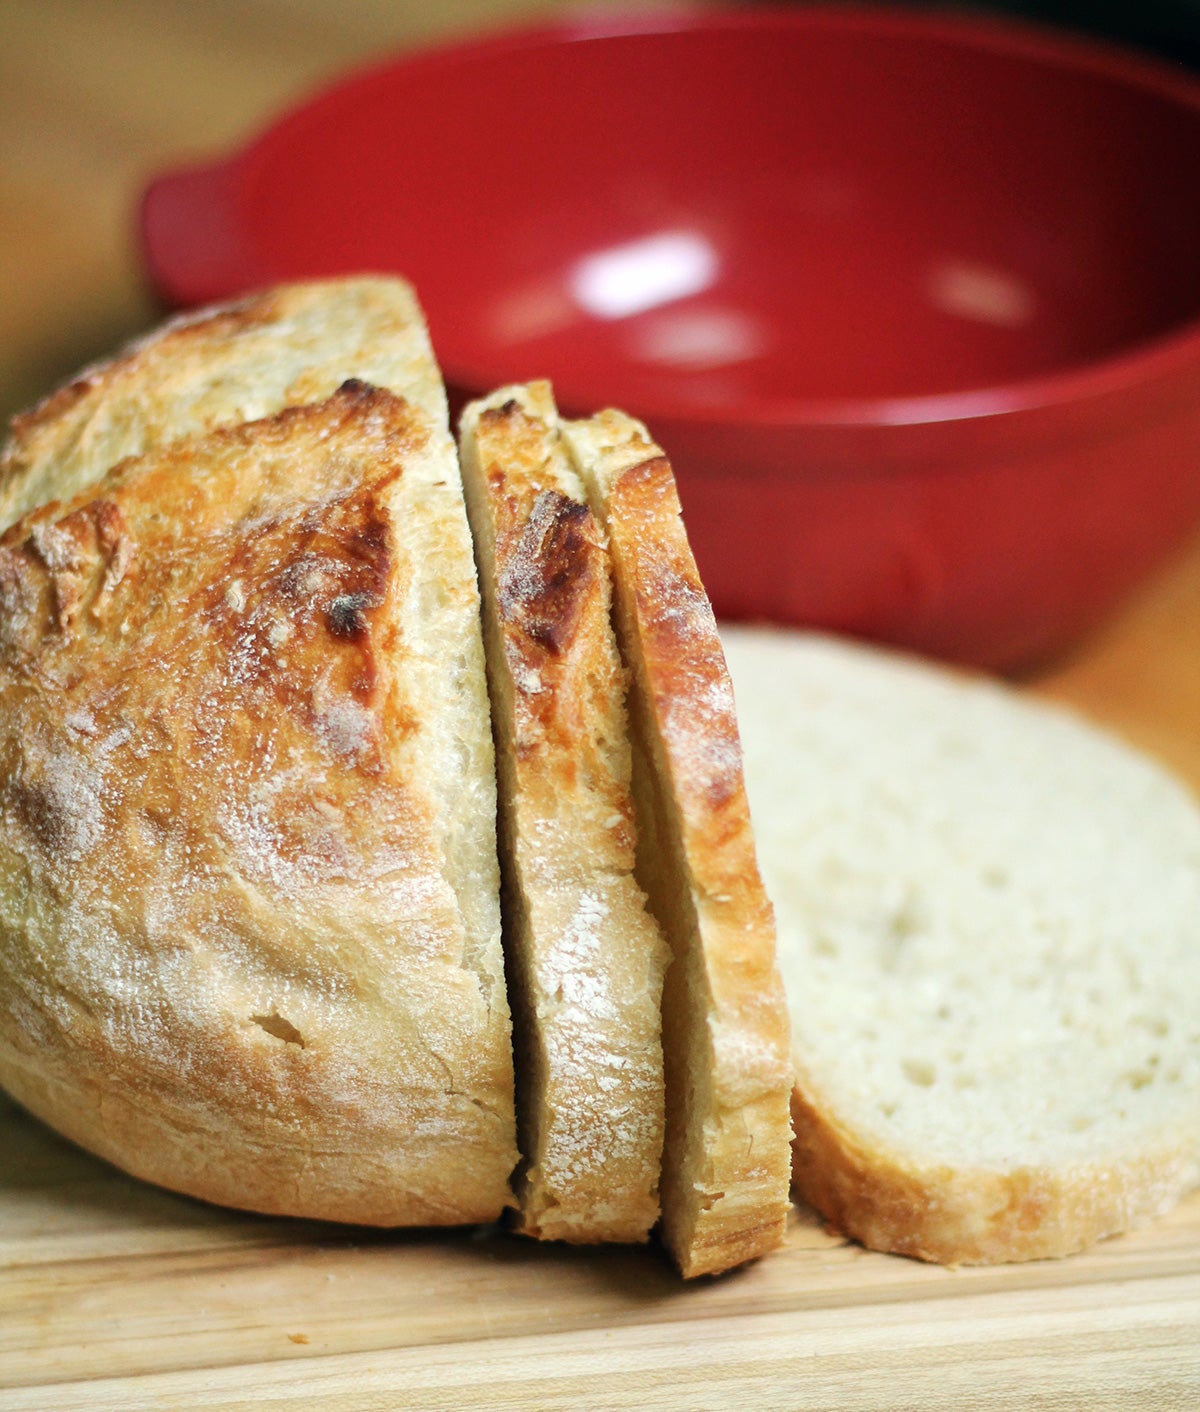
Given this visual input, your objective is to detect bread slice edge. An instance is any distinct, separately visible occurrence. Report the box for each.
[561,410,794,1276]
[459,382,668,1243]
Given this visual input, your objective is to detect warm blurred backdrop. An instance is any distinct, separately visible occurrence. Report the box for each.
[2,0,558,423]
[4,0,1200,777]
[5,0,1199,426]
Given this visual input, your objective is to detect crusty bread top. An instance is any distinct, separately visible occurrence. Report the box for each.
[459,382,667,1244]
[1,276,507,1019]
[0,277,445,533]
[725,626,1200,1263]
[0,288,517,1225]
[562,411,794,1277]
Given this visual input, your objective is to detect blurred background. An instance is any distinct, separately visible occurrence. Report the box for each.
[5,0,1200,427]
[4,0,1200,761]
[986,0,1200,66]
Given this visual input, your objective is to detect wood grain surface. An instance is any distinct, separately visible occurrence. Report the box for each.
[4,1087,1199,1409]
[2,2,1199,1407]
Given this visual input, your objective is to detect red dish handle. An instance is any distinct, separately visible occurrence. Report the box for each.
[140,157,259,308]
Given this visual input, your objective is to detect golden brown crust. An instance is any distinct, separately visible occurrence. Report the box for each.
[790,1084,1200,1263]
[0,277,446,532]
[0,379,517,1225]
[459,384,667,1244]
[562,411,794,1277]
[5,299,274,450]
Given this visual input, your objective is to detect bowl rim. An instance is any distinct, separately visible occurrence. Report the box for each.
[148,2,1200,434]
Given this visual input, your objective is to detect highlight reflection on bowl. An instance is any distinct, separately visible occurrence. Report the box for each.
[142,6,1200,667]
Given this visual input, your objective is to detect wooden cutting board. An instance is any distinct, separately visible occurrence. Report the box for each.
[2,1085,1198,1410]
[4,533,1200,1410]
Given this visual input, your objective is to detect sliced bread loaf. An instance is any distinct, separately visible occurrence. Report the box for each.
[562,412,794,1277]
[458,383,668,1243]
[724,626,1200,1264]
[0,283,517,1225]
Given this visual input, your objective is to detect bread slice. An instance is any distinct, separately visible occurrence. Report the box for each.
[458,382,667,1243]
[561,411,794,1277]
[723,626,1200,1264]
[0,286,517,1225]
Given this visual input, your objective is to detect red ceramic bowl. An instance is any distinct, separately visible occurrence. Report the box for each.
[141,5,1200,668]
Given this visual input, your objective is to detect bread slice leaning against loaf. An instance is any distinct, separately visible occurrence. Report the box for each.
[724,627,1200,1264]
[0,279,518,1225]
[561,411,794,1278]
[458,382,668,1243]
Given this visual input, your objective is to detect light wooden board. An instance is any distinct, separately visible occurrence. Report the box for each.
[2,1087,1199,1409]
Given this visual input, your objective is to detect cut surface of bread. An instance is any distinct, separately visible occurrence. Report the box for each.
[459,382,667,1243]
[562,412,794,1277]
[0,285,517,1225]
[723,626,1200,1264]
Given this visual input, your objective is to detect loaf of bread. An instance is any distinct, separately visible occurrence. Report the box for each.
[0,279,518,1225]
[6,277,1196,1275]
[0,281,793,1274]
[562,412,795,1278]
[459,382,668,1243]
[724,627,1200,1264]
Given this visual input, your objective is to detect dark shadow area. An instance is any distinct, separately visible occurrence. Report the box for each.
[787,0,1200,71]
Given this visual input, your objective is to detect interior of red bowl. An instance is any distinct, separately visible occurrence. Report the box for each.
[156,8,1200,420]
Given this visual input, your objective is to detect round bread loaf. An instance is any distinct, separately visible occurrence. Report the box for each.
[724,627,1200,1263]
[0,280,518,1225]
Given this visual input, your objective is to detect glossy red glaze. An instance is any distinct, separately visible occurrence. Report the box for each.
[141,5,1200,667]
